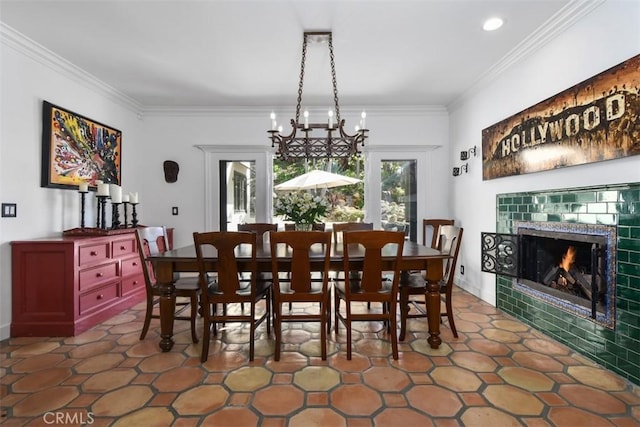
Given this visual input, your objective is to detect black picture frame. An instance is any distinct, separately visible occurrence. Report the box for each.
[41,100,122,190]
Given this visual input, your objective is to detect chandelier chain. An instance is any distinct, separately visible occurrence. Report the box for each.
[327,34,341,122]
[294,34,308,124]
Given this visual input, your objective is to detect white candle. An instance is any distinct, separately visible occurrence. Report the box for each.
[78,182,89,193]
[111,186,122,203]
[360,111,366,129]
[97,183,110,197]
[129,192,138,204]
[122,194,129,203]
[328,110,334,129]
[270,112,277,130]
[303,110,309,129]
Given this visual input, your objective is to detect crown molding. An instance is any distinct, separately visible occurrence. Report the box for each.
[1,22,143,114]
[448,0,606,111]
[142,104,448,117]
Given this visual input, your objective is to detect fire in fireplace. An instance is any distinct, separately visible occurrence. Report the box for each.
[482,221,617,329]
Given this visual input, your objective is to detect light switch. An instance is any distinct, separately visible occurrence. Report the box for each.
[2,203,17,218]
[172,206,179,216]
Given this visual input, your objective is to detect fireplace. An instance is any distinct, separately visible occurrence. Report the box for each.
[488,183,639,386]
[482,221,617,329]
[513,221,616,329]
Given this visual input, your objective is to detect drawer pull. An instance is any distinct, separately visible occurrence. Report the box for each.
[96,272,103,278]
[120,246,126,250]
[132,262,138,266]
[97,294,104,300]
[90,251,98,256]
[133,280,139,285]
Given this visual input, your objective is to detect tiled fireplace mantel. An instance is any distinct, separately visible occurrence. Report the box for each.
[495,182,640,386]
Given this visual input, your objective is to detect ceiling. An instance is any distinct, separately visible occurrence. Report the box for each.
[0,0,578,110]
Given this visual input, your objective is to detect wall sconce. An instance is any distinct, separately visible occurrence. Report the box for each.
[452,163,469,176]
[460,146,477,161]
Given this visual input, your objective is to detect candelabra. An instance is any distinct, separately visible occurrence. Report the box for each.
[131,203,139,228]
[111,202,121,230]
[78,189,88,228]
[97,196,109,229]
[123,202,129,228]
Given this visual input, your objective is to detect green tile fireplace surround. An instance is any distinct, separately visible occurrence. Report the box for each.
[495,182,640,386]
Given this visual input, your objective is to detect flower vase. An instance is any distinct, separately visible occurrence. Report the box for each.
[295,223,313,231]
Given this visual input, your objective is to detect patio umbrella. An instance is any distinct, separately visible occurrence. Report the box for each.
[274,169,361,191]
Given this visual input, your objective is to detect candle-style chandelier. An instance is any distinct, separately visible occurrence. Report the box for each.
[268,31,368,161]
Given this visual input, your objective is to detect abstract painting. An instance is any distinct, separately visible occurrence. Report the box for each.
[41,101,121,190]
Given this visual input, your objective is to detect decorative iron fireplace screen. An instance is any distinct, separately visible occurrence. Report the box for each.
[482,221,617,329]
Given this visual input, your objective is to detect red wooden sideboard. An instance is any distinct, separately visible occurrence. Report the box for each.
[11,231,146,337]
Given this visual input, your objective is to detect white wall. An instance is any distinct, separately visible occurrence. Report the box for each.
[136,106,450,249]
[0,25,144,338]
[449,0,640,304]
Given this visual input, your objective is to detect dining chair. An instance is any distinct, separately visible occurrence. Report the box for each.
[334,230,405,360]
[237,223,278,311]
[423,219,455,248]
[269,230,332,360]
[399,225,463,341]
[397,219,455,338]
[136,226,200,343]
[332,222,375,308]
[332,222,373,243]
[237,223,278,244]
[192,231,272,362]
[284,223,326,231]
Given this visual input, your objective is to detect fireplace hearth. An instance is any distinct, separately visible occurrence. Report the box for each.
[482,221,617,329]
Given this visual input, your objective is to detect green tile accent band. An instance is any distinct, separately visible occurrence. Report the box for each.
[495,182,640,386]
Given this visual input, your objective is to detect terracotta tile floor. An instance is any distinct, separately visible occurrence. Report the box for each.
[1,287,639,426]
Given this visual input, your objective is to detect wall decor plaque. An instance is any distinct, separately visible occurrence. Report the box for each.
[482,54,640,180]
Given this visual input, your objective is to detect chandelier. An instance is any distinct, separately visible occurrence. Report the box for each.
[268,31,368,161]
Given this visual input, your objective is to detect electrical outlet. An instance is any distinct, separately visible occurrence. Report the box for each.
[460,265,465,275]
[172,207,179,216]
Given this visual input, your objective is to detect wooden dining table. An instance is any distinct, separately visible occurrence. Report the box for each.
[148,239,451,353]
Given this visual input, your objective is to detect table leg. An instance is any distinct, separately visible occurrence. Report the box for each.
[156,262,176,352]
[425,280,442,348]
[424,260,442,349]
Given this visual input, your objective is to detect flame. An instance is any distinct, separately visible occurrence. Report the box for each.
[560,246,576,271]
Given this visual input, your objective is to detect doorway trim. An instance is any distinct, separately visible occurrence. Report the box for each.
[363,145,440,243]
[196,145,274,231]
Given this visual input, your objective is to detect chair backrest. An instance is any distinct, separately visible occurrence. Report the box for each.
[422,219,455,248]
[237,223,278,246]
[284,223,326,231]
[332,222,374,243]
[192,231,257,296]
[269,230,332,293]
[136,226,170,285]
[438,225,464,288]
[342,230,405,295]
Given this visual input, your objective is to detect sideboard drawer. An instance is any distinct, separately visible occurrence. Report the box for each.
[80,283,118,315]
[79,262,118,291]
[79,242,109,266]
[112,237,137,258]
[122,274,144,295]
[121,256,143,277]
